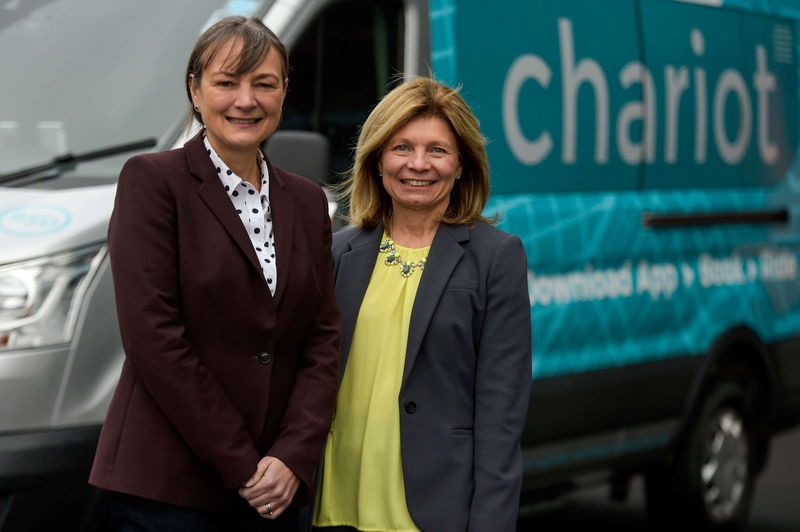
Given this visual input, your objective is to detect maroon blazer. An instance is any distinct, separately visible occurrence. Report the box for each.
[89,134,341,511]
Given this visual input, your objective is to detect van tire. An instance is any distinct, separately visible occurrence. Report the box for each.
[645,381,757,530]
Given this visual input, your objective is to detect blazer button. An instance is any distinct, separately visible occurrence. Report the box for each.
[258,352,272,365]
[404,401,417,414]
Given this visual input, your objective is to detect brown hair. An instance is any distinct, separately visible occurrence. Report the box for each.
[344,77,494,228]
[185,16,288,125]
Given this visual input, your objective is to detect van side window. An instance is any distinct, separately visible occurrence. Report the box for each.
[281,0,405,179]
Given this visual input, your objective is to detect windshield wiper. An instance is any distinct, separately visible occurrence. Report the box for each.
[0,138,158,185]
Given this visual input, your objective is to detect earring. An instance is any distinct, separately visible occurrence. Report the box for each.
[194,104,200,112]
[456,174,461,180]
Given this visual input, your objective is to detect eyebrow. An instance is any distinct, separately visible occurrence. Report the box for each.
[252,73,281,81]
[212,69,280,80]
[390,136,455,148]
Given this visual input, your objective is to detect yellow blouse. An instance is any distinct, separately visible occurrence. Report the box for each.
[314,238,429,532]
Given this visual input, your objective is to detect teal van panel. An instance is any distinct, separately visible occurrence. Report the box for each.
[455,0,641,194]
[640,1,797,188]
[487,191,800,379]
[428,0,800,378]
[429,0,458,87]
[447,0,797,193]
[724,0,800,19]
[426,0,800,379]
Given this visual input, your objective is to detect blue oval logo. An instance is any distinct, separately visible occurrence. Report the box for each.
[0,205,71,236]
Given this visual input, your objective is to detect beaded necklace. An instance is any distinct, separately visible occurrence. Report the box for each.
[378,237,428,278]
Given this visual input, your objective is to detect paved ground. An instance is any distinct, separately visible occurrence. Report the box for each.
[518,427,800,530]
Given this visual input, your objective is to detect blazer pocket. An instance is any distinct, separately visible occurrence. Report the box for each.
[451,427,474,436]
[445,278,478,292]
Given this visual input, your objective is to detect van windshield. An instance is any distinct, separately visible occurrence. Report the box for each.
[0,0,266,179]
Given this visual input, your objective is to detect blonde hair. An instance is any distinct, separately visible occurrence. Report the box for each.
[343,77,494,228]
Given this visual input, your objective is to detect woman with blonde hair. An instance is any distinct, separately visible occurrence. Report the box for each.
[313,77,531,531]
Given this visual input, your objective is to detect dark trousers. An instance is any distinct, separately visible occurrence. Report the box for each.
[108,492,299,532]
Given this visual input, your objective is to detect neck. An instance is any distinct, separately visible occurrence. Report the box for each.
[388,209,441,248]
[208,138,261,189]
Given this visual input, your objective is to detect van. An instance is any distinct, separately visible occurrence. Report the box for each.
[1,0,799,529]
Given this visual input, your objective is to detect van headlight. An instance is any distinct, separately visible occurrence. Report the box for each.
[0,244,107,350]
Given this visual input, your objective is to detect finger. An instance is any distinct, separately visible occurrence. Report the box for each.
[243,465,287,500]
[241,473,280,501]
[254,482,293,508]
[251,475,299,511]
[259,499,289,520]
[244,458,272,488]
[249,487,292,511]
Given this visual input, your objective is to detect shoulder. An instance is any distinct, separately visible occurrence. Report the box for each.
[332,225,366,258]
[111,149,195,224]
[469,220,514,238]
[118,147,190,188]
[446,222,527,281]
[464,221,524,254]
[125,146,187,170]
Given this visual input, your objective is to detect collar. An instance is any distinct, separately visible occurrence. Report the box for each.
[202,134,269,198]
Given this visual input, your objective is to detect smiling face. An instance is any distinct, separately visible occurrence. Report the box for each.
[379,115,462,218]
[189,38,287,160]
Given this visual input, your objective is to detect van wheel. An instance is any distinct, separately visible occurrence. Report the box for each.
[645,381,757,530]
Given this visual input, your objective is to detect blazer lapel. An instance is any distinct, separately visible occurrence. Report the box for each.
[266,160,294,305]
[402,223,469,387]
[336,224,384,381]
[189,136,264,279]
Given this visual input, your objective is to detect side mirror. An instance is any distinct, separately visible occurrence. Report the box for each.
[262,130,332,185]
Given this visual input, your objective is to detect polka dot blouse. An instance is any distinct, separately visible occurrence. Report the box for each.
[204,135,277,295]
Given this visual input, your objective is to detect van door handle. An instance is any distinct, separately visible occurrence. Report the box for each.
[641,208,788,228]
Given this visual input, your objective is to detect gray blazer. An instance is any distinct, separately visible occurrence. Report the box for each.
[331,221,532,531]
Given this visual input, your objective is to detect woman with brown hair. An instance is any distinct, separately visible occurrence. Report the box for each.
[90,16,340,531]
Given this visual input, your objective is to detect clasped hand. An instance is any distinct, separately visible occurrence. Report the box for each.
[239,456,300,519]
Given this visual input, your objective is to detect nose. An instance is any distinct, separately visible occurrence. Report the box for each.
[234,84,257,108]
[406,149,431,171]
